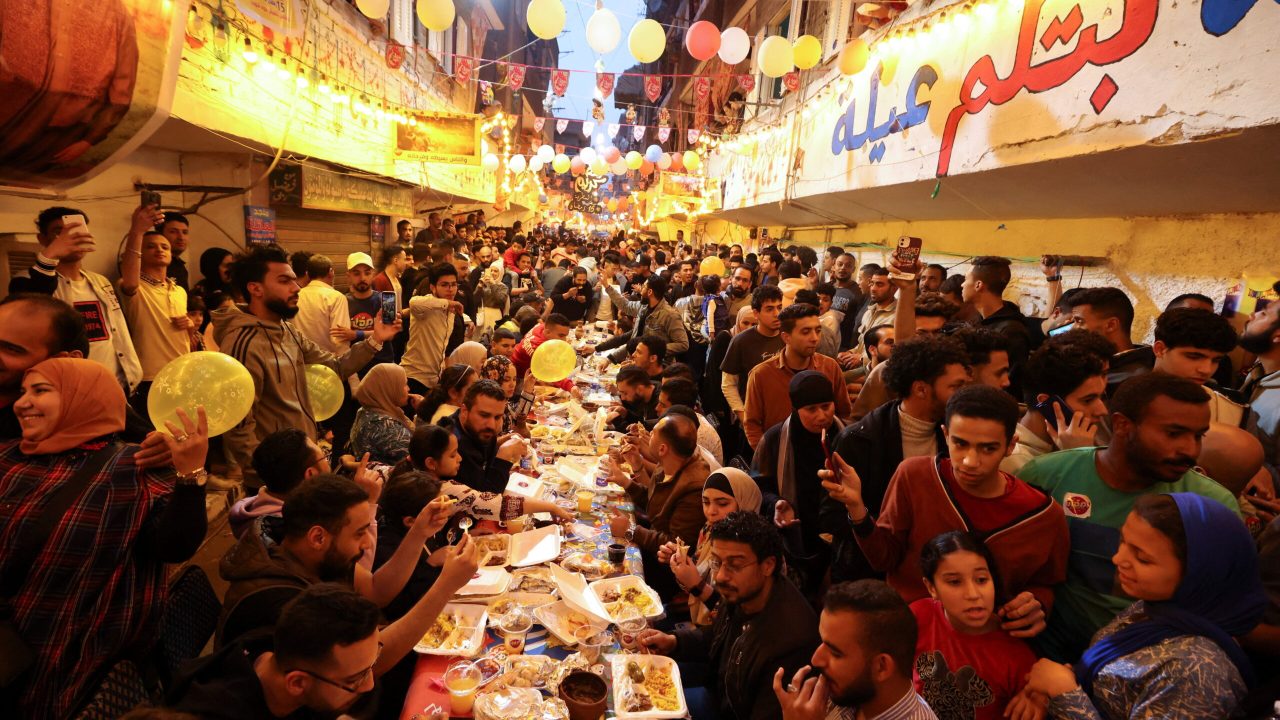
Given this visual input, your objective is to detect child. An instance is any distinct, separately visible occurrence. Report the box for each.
[911,531,1039,720]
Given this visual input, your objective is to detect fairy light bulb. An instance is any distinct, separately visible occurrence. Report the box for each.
[242,37,259,64]
[295,67,308,88]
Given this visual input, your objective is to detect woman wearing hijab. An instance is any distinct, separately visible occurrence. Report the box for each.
[657,468,762,626]
[190,248,237,325]
[1023,493,1265,719]
[475,259,510,339]
[753,369,844,596]
[418,364,478,426]
[349,363,415,465]
[447,341,488,372]
[0,358,208,717]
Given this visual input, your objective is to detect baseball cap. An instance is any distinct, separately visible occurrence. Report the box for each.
[347,252,374,270]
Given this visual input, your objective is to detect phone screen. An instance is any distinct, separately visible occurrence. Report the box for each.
[1048,322,1075,337]
[380,292,398,325]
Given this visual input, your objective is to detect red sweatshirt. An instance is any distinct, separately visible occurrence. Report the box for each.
[854,456,1069,611]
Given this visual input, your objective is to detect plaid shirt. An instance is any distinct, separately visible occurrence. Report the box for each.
[0,438,177,718]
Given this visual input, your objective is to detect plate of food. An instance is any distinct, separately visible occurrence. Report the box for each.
[509,567,558,595]
[482,593,558,626]
[560,552,613,580]
[590,576,664,621]
[413,604,488,657]
[472,534,510,567]
[612,654,687,718]
[533,600,609,645]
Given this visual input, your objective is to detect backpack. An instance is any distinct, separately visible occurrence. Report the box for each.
[701,293,731,341]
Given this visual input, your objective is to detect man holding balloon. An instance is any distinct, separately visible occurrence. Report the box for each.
[209,245,401,490]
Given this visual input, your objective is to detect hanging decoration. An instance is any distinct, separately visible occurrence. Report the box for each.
[737,74,755,93]
[551,69,570,96]
[533,117,546,132]
[538,144,555,161]
[783,71,800,93]
[625,105,637,124]
[644,75,663,102]
[357,0,390,19]
[607,123,620,138]
[590,98,605,121]
[792,35,822,70]
[838,38,870,76]
[583,121,595,136]
[568,173,605,214]
[556,119,569,133]
[757,35,794,78]
[553,153,571,173]
[632,126,645,141]
[505,63,526,91]
[658,127,671,142]
[385,40,406,69]
[454,56,473,85]
[628,19,666,64]
[626,150,644,169]
[527,0,566,40]
[685,21,721,62]
[416,0,455,32]
[644,145,664,162]
[596,71,616,99]
[693,76,711,102]
[718,27,750,64]
[682,150,702,172]
[687,129,700,144]
[586,6,622,54]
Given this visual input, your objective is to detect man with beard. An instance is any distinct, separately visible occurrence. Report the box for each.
[598,275,691,362]
[1240,292,1280,504]
[330,252,395,377]
[1016,372,1240,661]
[638,512,819,720]
[726,265,755,316]
[216,474,453,647]
[855,267,898,366]
[214,245,399,489]
[773,580,936,720]
[919,263,947,293]
[448,380,528,492]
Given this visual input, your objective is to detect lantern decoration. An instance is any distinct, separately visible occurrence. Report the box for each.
[685,21,720,62]
[586,7,622,54]
[416,0,455,32]
[757,35,793,78]
[718,27,750,64]
[628,19,666,63]
[527,0,566,40]
[839,39,870,75]
[792,35,822,70]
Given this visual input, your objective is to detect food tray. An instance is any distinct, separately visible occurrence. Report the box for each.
[472,534,510,567]
[474,593,558,626]
[455,565,512,596]
[533,600,610,645]
[508,525,562,567]
[509,567,558,595]
[612,653,687,719]
[413,603,488,657]
[590,575,665,621]
[505,472,543,499]
[559,552,613,581]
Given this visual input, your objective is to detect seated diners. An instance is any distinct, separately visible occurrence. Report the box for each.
[348,363,416,465]
[1025,494,1264,719]
[478,354,536,434]
[229,428,331,538]
[640,512,820,720]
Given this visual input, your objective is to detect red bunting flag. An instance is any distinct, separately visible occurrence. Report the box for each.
[737,74,755,93]
[694,76,711,101]
[644,75,662,102]
[555,143,565,154]
[506,64,526,91]
[533,117,545,132]
[596,72,615,99]
[551,69,570,96]
[454,57,473,85]
[783,71,800,93]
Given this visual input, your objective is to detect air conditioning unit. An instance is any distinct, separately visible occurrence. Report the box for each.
[0,234,42,292]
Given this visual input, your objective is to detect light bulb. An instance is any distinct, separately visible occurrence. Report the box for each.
[295,68,308,88]
[243,37,258,63]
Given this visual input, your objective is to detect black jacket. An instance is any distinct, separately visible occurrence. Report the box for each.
[979,301,1033,395]
[673,574,819,720]
[822,401,945,582]
[447,409,514,493]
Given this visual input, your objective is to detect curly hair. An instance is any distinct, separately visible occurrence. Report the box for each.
[1022,343,1107,403]
[915,292,960,320]
[708,511,785,572]
[1042,328,1117,362]
[948,326,1011,367]
[882,335,970,398]
[1154,308,1237,354]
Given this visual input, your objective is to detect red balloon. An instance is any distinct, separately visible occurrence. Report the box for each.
[603,146,621,163]
[685,20,721,62]
[640,159,655,174]
[668,152,684,171]
[570,157,586,175]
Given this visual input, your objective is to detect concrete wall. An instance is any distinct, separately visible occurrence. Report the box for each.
[783,212,1280,341]
[0,146,251,287]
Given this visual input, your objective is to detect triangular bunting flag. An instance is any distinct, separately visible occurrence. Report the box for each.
[607,123,619,138]
[687,129,700,144]
[783,71,800,93]
[632,126,645,141]
[551,69,570,96]
[694,77,711,101]
[454,57,473,86]
[583,121,595,136]
[507,64,526,91]
[658,127,671,142]
[738,74,755,93]
[596,72,615,99]
[533,117,545,132]
[644,75,662,103]
[556,119,569,134]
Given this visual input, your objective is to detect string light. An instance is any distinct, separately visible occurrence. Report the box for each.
[242,37,258,64]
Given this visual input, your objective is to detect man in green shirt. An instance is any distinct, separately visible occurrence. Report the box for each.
[1017,372,1239,662]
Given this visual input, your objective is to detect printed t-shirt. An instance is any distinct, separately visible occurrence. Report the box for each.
[66,276,123,382]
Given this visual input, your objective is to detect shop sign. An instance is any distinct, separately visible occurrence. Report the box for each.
[270,164,415,216]
[395,111,481,166]
[244,206,277,245]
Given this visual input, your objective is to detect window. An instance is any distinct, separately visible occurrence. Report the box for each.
[770,13,791,100]
[390,0,414,47]
[821,0,854,60]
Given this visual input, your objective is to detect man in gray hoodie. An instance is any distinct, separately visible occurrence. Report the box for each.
[214,245,399,489]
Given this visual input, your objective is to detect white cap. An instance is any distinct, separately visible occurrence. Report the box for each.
[347,252,374,270]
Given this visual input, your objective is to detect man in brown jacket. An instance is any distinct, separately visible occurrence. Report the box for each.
[744,302,852,448]
[611,413,709,595]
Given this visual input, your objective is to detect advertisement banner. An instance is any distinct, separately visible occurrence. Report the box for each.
[270,164,415,217]
[395,111,481,165]
[243,206,276,245]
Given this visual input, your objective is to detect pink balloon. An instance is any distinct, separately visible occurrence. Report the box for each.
[668,152,684,172]
[685,20,721,62]
[603,146,622,163]
[570,157,586,175]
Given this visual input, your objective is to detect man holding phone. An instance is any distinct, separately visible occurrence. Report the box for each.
[1002,339,1109,474]
[10,206,144,395]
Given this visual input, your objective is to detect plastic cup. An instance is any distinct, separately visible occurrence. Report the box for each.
[444,662,481,715]
[615,605,647,652]
[607,543,626,564]
[576,489,594,514]
[507,515,527,533]
[573,626,612,664]
[499,611,533,655]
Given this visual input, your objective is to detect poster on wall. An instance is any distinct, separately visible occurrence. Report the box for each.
[0,0,189,189]
[244,206,276,245]
[394,111,481,165]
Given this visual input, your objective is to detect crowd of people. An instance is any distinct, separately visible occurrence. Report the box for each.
[1,201,1279,720]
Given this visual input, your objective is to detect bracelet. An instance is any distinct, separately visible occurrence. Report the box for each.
[127,249,142,257]
[1045,274,1062,282]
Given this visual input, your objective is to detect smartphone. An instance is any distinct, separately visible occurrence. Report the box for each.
[1033,395,1074,430]
[380,291,398,325]
[141,189,161,207]
[888,236,922,281]
[1048,322,1075,337]
[61,213,86,230]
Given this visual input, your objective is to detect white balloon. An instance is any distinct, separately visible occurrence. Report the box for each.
[586,8,622,54]
[657,153,673,170]
[356,0,390,18]
[718,27,750,65]
[579,146,598,165]
[537,144,555,162]
[610,159,628,175]
[481,153,500,171]
[509,154,527,173]
[529,155,545,172]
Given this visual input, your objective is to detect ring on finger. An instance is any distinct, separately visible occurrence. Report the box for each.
[786,684,798,693]
[174,434,189,442]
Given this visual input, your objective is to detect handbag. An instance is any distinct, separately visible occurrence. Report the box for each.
[0,442,120,687]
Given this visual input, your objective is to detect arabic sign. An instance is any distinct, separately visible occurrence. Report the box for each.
[270,164,415,217]
[568,174,605,214]
[395,111,481,165]
[244,206,276,245]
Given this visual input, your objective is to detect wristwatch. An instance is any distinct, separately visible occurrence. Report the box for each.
[624,524,636,542]
[175,467,209,487]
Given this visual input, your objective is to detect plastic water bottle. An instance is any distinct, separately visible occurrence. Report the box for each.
[595,459,610,491]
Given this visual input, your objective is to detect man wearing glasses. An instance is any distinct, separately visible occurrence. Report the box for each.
[172,547,479,717]
[636,512,819,720]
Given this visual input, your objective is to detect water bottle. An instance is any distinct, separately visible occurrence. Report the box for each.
[595,458,610,491]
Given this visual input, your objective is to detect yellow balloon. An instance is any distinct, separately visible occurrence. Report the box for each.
[527,0,565,40]
[878,54,899,85]
[682,150,701,172]
[530,339,577,383]
[839,39,870,75]
[757,35,794,79]
[625,150,644,170]
[148,351,254,437]
[416,0,454,32]
[792,35,822,70]
[629,19,666,63]
[305,364,345,422]
[552,153,571,173]
[699,256,726,277]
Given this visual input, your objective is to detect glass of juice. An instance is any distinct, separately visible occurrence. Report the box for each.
[444,661,481,715]
[576,489,594,514]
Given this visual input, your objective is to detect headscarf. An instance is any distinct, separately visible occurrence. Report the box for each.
[789,369,834,410]
[733,305,756,335]
[447,342,488,372]
[1076,493,1266,693]
[20,358,126,455]
[353,363,413,429]
[703,468,762,514]
[481,354,514,385]
[197,248,233,291]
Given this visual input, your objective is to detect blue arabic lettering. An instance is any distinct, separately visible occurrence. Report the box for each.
[1201,0,1279,36]
[832,64,939,160]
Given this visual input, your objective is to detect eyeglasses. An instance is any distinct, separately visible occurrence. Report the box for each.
[708,556,759,574]
[290,642,383,694]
